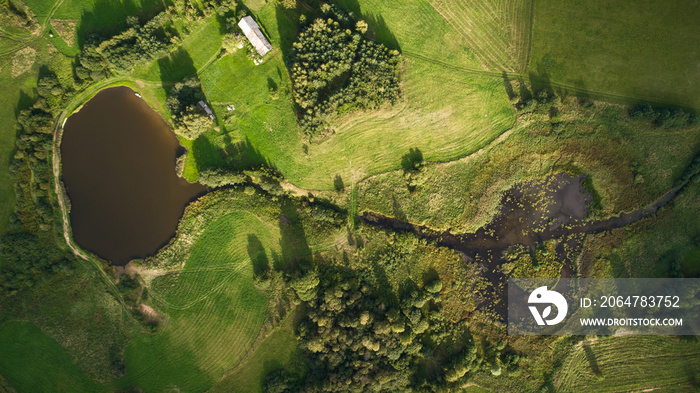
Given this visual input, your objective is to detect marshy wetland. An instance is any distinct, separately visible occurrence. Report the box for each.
[60,86,205,265]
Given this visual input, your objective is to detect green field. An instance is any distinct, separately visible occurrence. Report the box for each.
[181,0,517,189]
[0,322,103,392]
[359,97,700,233]
[115,188,341,391]
[528,0,700,110]
[0,0,699,391]
[121,206,278,389]
[210,315,302,393]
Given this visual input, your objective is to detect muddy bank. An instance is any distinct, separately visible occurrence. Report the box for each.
[61,87,206,265]
[362,173,598,258]
[361,173,683,318]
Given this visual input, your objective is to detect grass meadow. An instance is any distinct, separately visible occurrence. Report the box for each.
[426,0,533,72]
[121,210,278,389]
[116,188,342,391]
[0,0,698,391]
[0,322,103,392]
[528,0,700,111]
[359,97,700,233]
[209,314,302,393]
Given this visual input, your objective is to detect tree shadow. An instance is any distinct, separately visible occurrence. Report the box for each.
[247,234,270,278]
[220,136,269,170]
[267,76,278,92]
[277,201,312,276]
[274,2,309,69]
[397,278,419,301]
[14,89,34,119]
[391,194,406,221]
[157,47,198,84]
[335,0,401,51]
[371,260,397,306]
[582,343,602,377]
[400,147,423,172]
[501,71,516,101]
[421,267,439,287]
[191,135,226,171]
[333,174,344,192]
[75,0,166,49]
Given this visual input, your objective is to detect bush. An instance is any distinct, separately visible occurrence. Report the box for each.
[197,167,248,187]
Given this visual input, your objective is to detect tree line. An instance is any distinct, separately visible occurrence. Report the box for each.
[1,70,77,296]
[629,104,699,129]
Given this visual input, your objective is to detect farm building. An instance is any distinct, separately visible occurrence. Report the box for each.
[197,101,215,120]
[238,16,273,57]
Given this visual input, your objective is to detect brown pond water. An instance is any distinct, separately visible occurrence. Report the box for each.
[61,86,206,265]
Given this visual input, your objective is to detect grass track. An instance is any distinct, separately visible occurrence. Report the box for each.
[428,0,533,72]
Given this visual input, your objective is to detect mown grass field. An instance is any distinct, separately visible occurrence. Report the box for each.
[555,336,700,392]
[116,188,342,392]
[186,0,516,190]
[427,0,533,72]
[121,212,277,390]
[528,0,700,111]
[209,314,302,393]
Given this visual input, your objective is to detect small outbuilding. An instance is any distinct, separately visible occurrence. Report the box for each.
[238,16,273,57]
[197,100,215,120]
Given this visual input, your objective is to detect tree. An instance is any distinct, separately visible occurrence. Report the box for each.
[355,20,368,34]
[165,77,212,140]
[279,0,296,9]
[174,106,212,140]
[221,32,244,53]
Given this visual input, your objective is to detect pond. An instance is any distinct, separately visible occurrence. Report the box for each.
[61,86,206,265]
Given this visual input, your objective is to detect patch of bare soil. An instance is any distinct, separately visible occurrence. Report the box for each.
[11,46,36,77]
[52,19,77,47]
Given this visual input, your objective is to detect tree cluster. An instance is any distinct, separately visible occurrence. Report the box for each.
[197,167,248,187]
[74,12,173,80]
[1,71,75,296]
[264,260,523,393]
[165,77,213,139]
[267,273,434,392]
[289,5,401,140]
[629,104,699,129]
[9,72,66,233]
[97,13,171,74]
[0,233,73,296]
